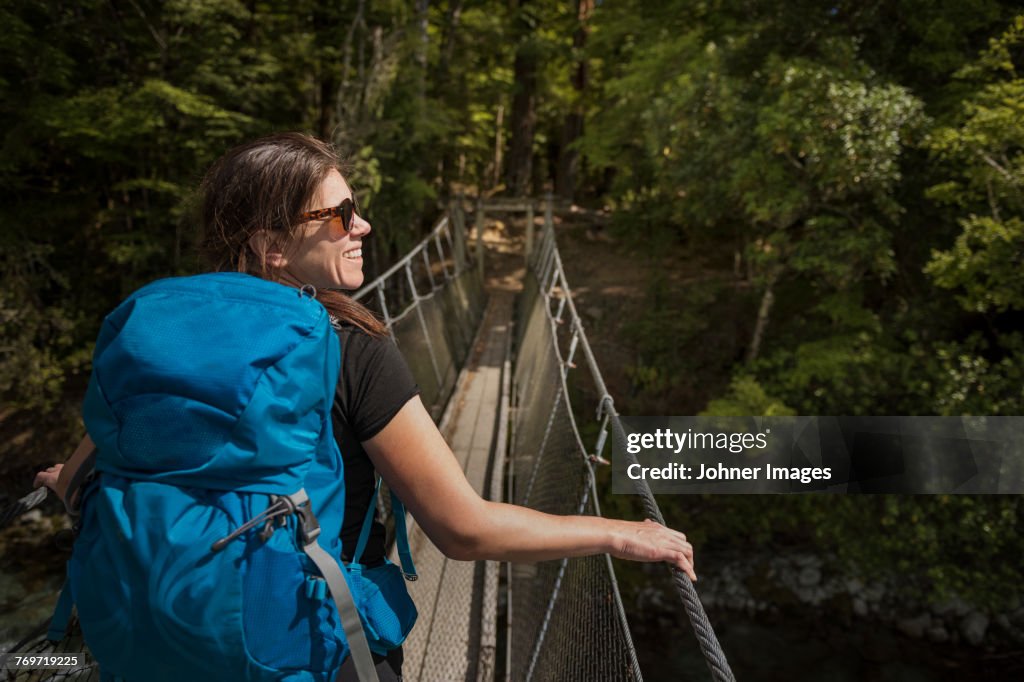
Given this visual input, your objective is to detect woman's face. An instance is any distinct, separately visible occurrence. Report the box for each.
[281,168,371,291]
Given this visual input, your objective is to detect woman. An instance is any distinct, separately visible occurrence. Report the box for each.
[36,132,696,681]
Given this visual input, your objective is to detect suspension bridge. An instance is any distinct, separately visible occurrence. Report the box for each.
[0,196,734,682]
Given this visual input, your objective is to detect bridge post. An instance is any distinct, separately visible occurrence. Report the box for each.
[524,199,534,264]
[475,196,485,281]
[452,191,467,267]
[543,191,554,234]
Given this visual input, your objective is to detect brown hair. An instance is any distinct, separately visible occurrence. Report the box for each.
[196,132,385,336]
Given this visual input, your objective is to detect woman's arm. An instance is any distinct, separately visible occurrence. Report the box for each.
[364,396,696,580]
[33,434,96,508]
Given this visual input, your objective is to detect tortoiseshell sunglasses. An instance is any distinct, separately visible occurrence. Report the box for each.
[297,196,360,238]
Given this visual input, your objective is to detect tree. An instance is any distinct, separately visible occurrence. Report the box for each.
[925,15,1024,315]
[554,0,592,200]
[505,0,539,195]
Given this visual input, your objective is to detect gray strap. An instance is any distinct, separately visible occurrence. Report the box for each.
[304,538,380,682]
[287,490,380,682]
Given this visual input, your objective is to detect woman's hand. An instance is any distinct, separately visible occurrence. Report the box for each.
[608,518,697,581]
[34,463,65,498]
[32,436,95,509]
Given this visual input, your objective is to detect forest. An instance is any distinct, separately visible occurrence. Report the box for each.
[1,0,1022,668]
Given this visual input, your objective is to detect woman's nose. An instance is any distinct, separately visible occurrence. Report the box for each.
[350,212,372,237]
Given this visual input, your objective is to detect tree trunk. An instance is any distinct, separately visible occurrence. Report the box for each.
[746,268,780,364]
[555,0,592,200]
[416,0,429,106]
[506,0,537,197]
[436,0,464,192]
[435,0,463,87]
[493,104,504,189]
[313,5,340,139]
[318,69,335,139]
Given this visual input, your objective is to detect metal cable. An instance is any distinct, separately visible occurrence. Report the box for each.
[518,212,737,682]
[611,416,737,682]
[0,487,48,530]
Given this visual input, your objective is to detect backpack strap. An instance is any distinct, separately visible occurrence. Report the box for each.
[389,490,418,581]
[350,478,417,581]
[350,478,382,566]
[47,569,75,641]
[285,489,380,682]
[63,449,96,515]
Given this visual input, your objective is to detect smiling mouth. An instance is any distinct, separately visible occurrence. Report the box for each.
[343,248,363,260]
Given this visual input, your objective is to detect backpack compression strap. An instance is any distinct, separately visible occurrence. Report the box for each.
[285,490,381,682]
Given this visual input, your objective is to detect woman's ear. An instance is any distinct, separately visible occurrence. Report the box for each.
[248,230,288,269]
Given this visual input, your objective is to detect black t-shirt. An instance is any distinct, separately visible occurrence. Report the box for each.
[331,322,420,565]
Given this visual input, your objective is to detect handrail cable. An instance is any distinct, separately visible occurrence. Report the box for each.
[520,197,736,682]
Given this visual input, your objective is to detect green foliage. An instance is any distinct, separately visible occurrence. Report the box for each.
[925,15,1024,315]
[658,494,1023,610]
[622,275,726,404]
[926,215,1024,312]
[580,6,1023,421]
[579,3,1024,619]
[0,243,91,410]
[926,332,1024,415]
[817,496,1024,608]
[701,376,796,417]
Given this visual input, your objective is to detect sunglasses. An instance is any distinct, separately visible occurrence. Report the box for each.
[297,196,361,237]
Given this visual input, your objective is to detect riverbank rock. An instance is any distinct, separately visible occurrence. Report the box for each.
[960,612,989,646]
[662,549,1021,649]
[897,614,931,639]
[798,566,822,588]
[862,583,886,603]
[932,596,970,617]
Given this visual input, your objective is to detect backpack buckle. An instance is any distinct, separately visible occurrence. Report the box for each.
[211,489,322,553]
[284,490,321,546]
[212,496,291,552]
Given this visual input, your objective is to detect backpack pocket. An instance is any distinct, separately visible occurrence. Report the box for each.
[347,560,418,654]
[241,537,345,673]
[70,478,254,681]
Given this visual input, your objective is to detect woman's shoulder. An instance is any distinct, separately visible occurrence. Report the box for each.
[330,318,420,438]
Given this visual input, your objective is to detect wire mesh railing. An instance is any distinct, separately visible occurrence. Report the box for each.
[507,201,736,682]
[0,491,99,681]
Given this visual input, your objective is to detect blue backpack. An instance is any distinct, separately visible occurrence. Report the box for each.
[50,272,416,682]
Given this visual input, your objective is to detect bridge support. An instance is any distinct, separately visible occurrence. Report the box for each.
[475,196,486,283]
